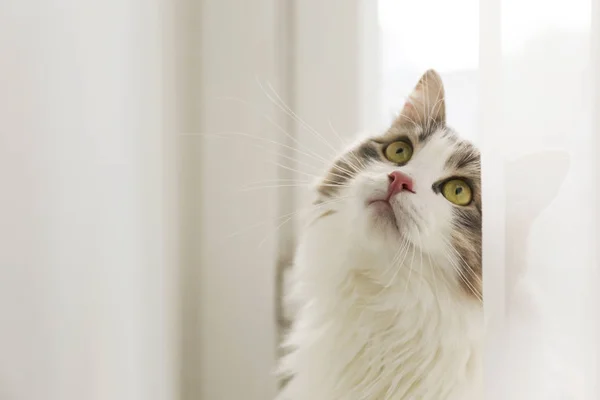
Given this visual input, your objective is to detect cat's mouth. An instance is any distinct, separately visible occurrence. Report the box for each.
[367,199,400,230]
[368,199,392,209]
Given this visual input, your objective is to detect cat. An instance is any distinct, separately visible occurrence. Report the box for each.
[277,70,483,400]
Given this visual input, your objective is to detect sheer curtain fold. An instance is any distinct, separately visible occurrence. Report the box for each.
[0,1,177,400]
[481,0,599,397]
[478,0,506,398]
[592,0,600,393]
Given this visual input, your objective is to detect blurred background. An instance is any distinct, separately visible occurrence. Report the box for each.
[0,0,598,399]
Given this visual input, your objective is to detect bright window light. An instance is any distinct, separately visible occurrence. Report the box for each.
[378,0,479,72]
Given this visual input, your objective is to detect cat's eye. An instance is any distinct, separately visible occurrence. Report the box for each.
[442,179,472,206]
[385,141,413,164]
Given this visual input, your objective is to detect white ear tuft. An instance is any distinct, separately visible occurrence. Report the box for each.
[396,69,446,127]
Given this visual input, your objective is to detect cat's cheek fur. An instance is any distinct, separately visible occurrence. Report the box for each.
[278,214,484,400]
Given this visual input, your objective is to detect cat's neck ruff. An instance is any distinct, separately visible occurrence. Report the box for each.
[281,213,483,400]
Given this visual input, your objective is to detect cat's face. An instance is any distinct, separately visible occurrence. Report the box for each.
[313,70,482,299]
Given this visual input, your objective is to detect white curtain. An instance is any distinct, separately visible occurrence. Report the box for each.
[0,1,176,399]
[480,0,598,398]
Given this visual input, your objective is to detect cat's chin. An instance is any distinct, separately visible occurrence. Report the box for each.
[368,200,395,219]
[363,200,404,240]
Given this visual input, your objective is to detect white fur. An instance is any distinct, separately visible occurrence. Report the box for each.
[278,131,483,400]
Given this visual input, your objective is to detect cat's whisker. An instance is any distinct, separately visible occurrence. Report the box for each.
[243,179,350,188]
[255,197,352,250]
[245,136,354,182]
[427,96,445,132]
[426,250,442,303]
[258,215,296,248]
[257,194,349,248]
[402,238,418,303]
[422,76,431,132]
[196,125,355,182]
[450,259,481,302]
[379,237,411,294]
[452,252,481,285]
[261,81,336,158]
[437,258,456,306]
[264,114,348,169]
[239,183,312,192]
[271,147,356,181]
[444,251,482,302]
[273,147,327,174]
[410,93,425,128]
[257,79,327,145]
[335,155,361,176]
[239,183,352,192]
[392,237,410,276]
[373,239,407,300]
[241,178,309,187]
[239,179,350,191]
[383,236,409,279]
[224,211,298,242]
[225,195,348,242]
[330,141,366,174]
[396,109,420,132]
[426,77,441,132]
[259,198,349,250]
[214,96,348,180]
[345,151,368,174]
[239,177,350,191]
[325,158,359,178]
[185,131,333,172]
[327,120,349,148]
[415,227,425,299]
[422,74,443,133]
[266,161,325,181]
[268,160,354,185]
[260,79,341,157]
[322,169,360,184]
[449,264,480,302]
[441,238,482,285]
[298,196,353,231]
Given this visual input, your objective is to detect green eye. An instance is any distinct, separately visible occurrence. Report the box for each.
[442,179,472,206]
[385,141,413,164]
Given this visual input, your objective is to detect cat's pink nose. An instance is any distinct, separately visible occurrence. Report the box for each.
[387,171,414,198]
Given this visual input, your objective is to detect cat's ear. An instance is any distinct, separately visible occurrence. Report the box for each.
[397,69,446,127]
[505,150,570,225]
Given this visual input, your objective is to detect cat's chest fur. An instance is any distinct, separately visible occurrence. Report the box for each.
[279,228,483,400]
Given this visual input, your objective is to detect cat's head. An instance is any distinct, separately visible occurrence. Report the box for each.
[312,70,481,300]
